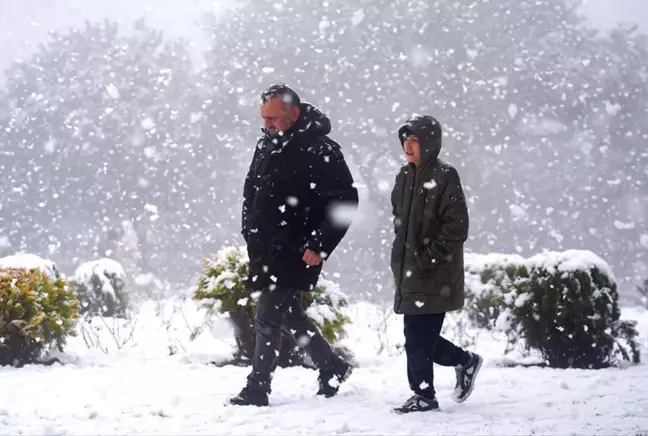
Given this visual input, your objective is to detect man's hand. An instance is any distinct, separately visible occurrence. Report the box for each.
[303,249,323,266]
[412,245,438,273]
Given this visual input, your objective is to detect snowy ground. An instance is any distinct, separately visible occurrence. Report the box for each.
[1,299,648,435]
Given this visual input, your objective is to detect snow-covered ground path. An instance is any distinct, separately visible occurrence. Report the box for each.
[2,352,648,435]
[1,301,647,435]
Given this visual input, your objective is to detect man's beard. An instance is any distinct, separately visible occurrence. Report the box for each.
[262,120,295,138]
[263,127,285,138]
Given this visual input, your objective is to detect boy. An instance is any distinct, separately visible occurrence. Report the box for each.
[390,114,483,413]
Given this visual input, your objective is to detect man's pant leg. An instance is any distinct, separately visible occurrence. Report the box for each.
[246,287,300,393]
[282,289,335,367]
[404,313,445,398]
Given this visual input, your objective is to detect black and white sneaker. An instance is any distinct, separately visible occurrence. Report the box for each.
[393,394,440,414]
[451,352,483,403]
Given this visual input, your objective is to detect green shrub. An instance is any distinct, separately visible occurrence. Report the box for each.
[193,245,351,367]
[464,253,527,330]
[0,267,80,366]
[464,250,640,368]
[68,258,129,318]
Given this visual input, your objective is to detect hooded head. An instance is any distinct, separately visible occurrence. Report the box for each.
[260,84,331,140]
[397,114,442,168]
[293,101,331,138]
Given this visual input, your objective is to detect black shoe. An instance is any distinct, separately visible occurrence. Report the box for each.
[452,352,483,403]
[229,386,269,407]
[393,394,439,414]
[316,357,353,398]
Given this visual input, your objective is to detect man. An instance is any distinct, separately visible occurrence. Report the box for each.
[390,114,483,414]
[231,84,358,407]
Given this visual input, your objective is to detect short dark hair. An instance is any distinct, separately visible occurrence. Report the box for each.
[261,83,301,107]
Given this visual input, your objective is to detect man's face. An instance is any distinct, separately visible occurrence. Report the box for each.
[403,135,421,166]
[260,97,300,137]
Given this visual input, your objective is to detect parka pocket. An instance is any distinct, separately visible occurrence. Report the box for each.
[400,273,442,298]
[404,254,453,287]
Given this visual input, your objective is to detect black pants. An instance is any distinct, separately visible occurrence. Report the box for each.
[404,313,471,398]
[247,286,335,393]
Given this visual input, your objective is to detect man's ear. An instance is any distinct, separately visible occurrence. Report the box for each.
[291,105,300,123]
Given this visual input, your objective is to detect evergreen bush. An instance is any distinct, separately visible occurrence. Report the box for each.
[464,250,640,368]
[193,245,351,367]
[0,267,80,366]
[464,253,527,330]
[68,258,129,318]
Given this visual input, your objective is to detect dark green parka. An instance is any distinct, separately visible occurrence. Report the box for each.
[390,115,469,315]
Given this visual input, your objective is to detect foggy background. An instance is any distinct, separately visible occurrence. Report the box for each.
[1,0,647,303]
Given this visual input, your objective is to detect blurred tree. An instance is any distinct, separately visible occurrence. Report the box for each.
[0,19,204,280]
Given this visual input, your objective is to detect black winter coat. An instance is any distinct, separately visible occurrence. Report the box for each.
[241,103,358,291]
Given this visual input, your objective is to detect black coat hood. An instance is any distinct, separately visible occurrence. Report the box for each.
[294,102,332,137]
[398,114,443,166]
[263,102,332,142]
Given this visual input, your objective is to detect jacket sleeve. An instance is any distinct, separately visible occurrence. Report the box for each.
[304,144,359,259]
[241,146,260,242]
[424,166,469,263]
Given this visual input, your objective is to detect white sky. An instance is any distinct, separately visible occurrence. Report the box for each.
[0,0,647,82]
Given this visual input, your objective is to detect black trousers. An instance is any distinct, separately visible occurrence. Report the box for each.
[404,313,471,398]
[247,286,335,393]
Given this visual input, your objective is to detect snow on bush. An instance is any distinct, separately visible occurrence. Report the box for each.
[464,252,527,330]
[464,250,640,368]
[0,253,61,281]
[68,258,129,318]
[304,277,350,342]
[193,245,351,367]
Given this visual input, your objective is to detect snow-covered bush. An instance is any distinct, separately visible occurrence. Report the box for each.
[519,251,640,368]
[193,245,351,367]
[0,253,62,281]
[68,258,129,318]
[464,253,527,330]
[0,267,80,366]
[637,278,648,309]
[465,250,640,368]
